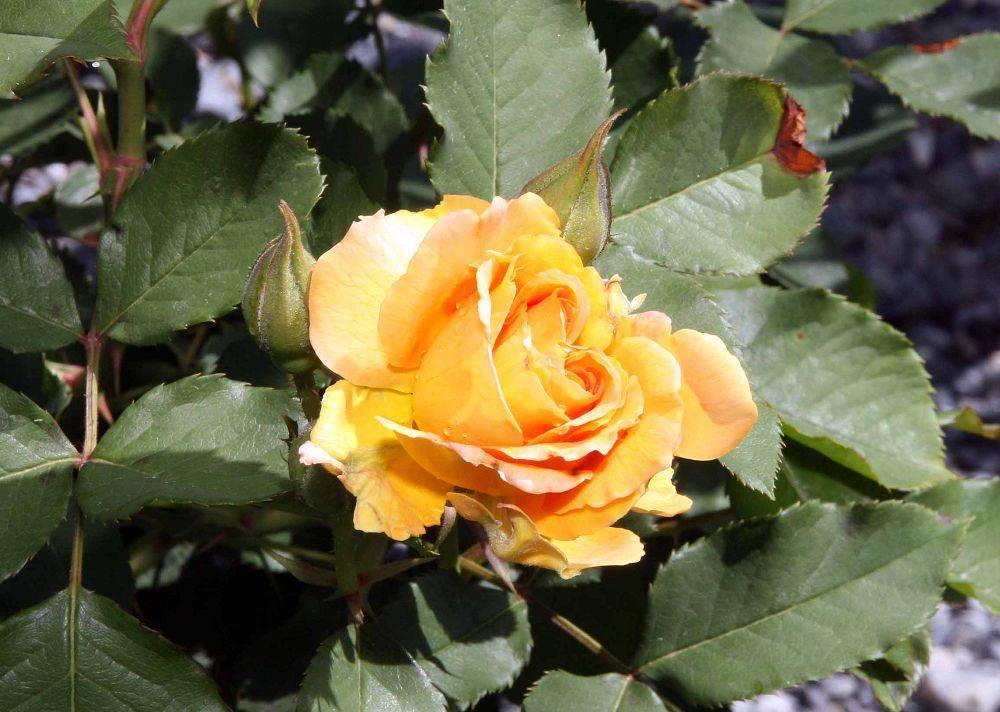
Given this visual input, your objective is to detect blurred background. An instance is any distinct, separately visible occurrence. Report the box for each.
[1,0,996,709]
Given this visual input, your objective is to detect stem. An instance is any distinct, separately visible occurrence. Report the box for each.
[110,59,147,209]
[293,372,321,421]
[652,507,735,536]
[332,513,362,622]
[367,0,390,84]
[456,556,632,675]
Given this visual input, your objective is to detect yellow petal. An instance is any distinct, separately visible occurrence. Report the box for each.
[412,258,523,446]
[632,469,692,517]
[309,210,434,391]
[518,491,639,541]
[422,194,491,219]
[550,528,645,578]
[666,329,757,461]
[381,418,589,495]
[341,443,450,540]
[310,380,413,463]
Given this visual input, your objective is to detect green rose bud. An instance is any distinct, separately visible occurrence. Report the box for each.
[242,200,319,374]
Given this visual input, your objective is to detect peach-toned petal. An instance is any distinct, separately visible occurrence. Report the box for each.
[632,469,692,517]
[377,209,484,368]
[341,443,449,540]
[386,421,519,495]
[520,337,684,539]
[309,380,413,463]
[492,314,568,437]
[518,489,640,541]
[476,193,562,248]
[550,528,645,578]
[422,194,491,219]
[412,259,523,446]
[666,329,757,461]
[381,419,589,495]
[309,210,434,390]
[533,349,629,441]
[576,267,614,351]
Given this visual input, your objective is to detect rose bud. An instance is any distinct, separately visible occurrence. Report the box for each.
[242,200,319,374]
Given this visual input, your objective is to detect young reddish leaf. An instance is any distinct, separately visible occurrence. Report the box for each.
[912,38,962,53]
[773,96,826,176]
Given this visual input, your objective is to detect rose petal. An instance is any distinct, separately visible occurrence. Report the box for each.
[631,469,692,517]
[667,329,758,461]
[550,528,645,578]
[309,380,413,462]
[309,209,434,390]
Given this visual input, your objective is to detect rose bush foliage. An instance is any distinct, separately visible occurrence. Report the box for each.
[0,0,997,711]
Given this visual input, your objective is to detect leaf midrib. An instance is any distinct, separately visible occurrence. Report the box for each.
[0,455,76,482]
[637,522,953,670]
[0,298,80,338]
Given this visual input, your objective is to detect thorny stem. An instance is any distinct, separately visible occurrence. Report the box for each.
[367,0,391,84]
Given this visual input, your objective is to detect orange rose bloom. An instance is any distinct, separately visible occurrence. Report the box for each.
[301,194,756,577]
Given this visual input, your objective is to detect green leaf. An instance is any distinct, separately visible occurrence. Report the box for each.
[909,479,1000,614]
[297,623,446,712]
[0,204,82,353]
[310,160,378,255]
[783,0,948,34]
[379,573,531,708]
[94,122,324,345]
[55,163,104,239]
[525,672,669,712]
[0,76,75,156]
[728,439,890,517]
[609,74,829,275]
[714,285,950,490]
[0,0,131,97]
[0,384,75,581]
[77,375,293,520]
[0,588,227,710]
[594,245,782,493]
[425,0,613,198]
[259,52,407,155]
[0,348,72,416]
[696,1,851,139]
[611,28,678,113]
[635,501,963,706]
[939,406,998,440]
[855,628,931,712]
[147,28,200,127]
[860,34,1000,140]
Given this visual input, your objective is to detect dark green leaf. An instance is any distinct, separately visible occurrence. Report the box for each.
[697,1,851,139]
[609,74,829,275]
[94,122,323,344]
[297,623,446,712]
[0,384,75,581]
[594,245,782,493]
[78,375,293,520]
[909,479,1000,614]
[715,285,950,490]
[54,164,104,238]
[783,0,948,34]
[635,501,963,706]
[0,76,75,156]
[0,348,72,416]
[524,672,669,712]
[0,588,226,710]
[0,204,82,353]
[309,161,378,255]
[860,34,1000,140]
[259,52,407,155]
[728,439,890,517]
[855,628,931,712]
[0,0,131,96]
[612,28,678,113]
[379,573,531,708]
[426,0,613,198]
[147,28,200,127]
